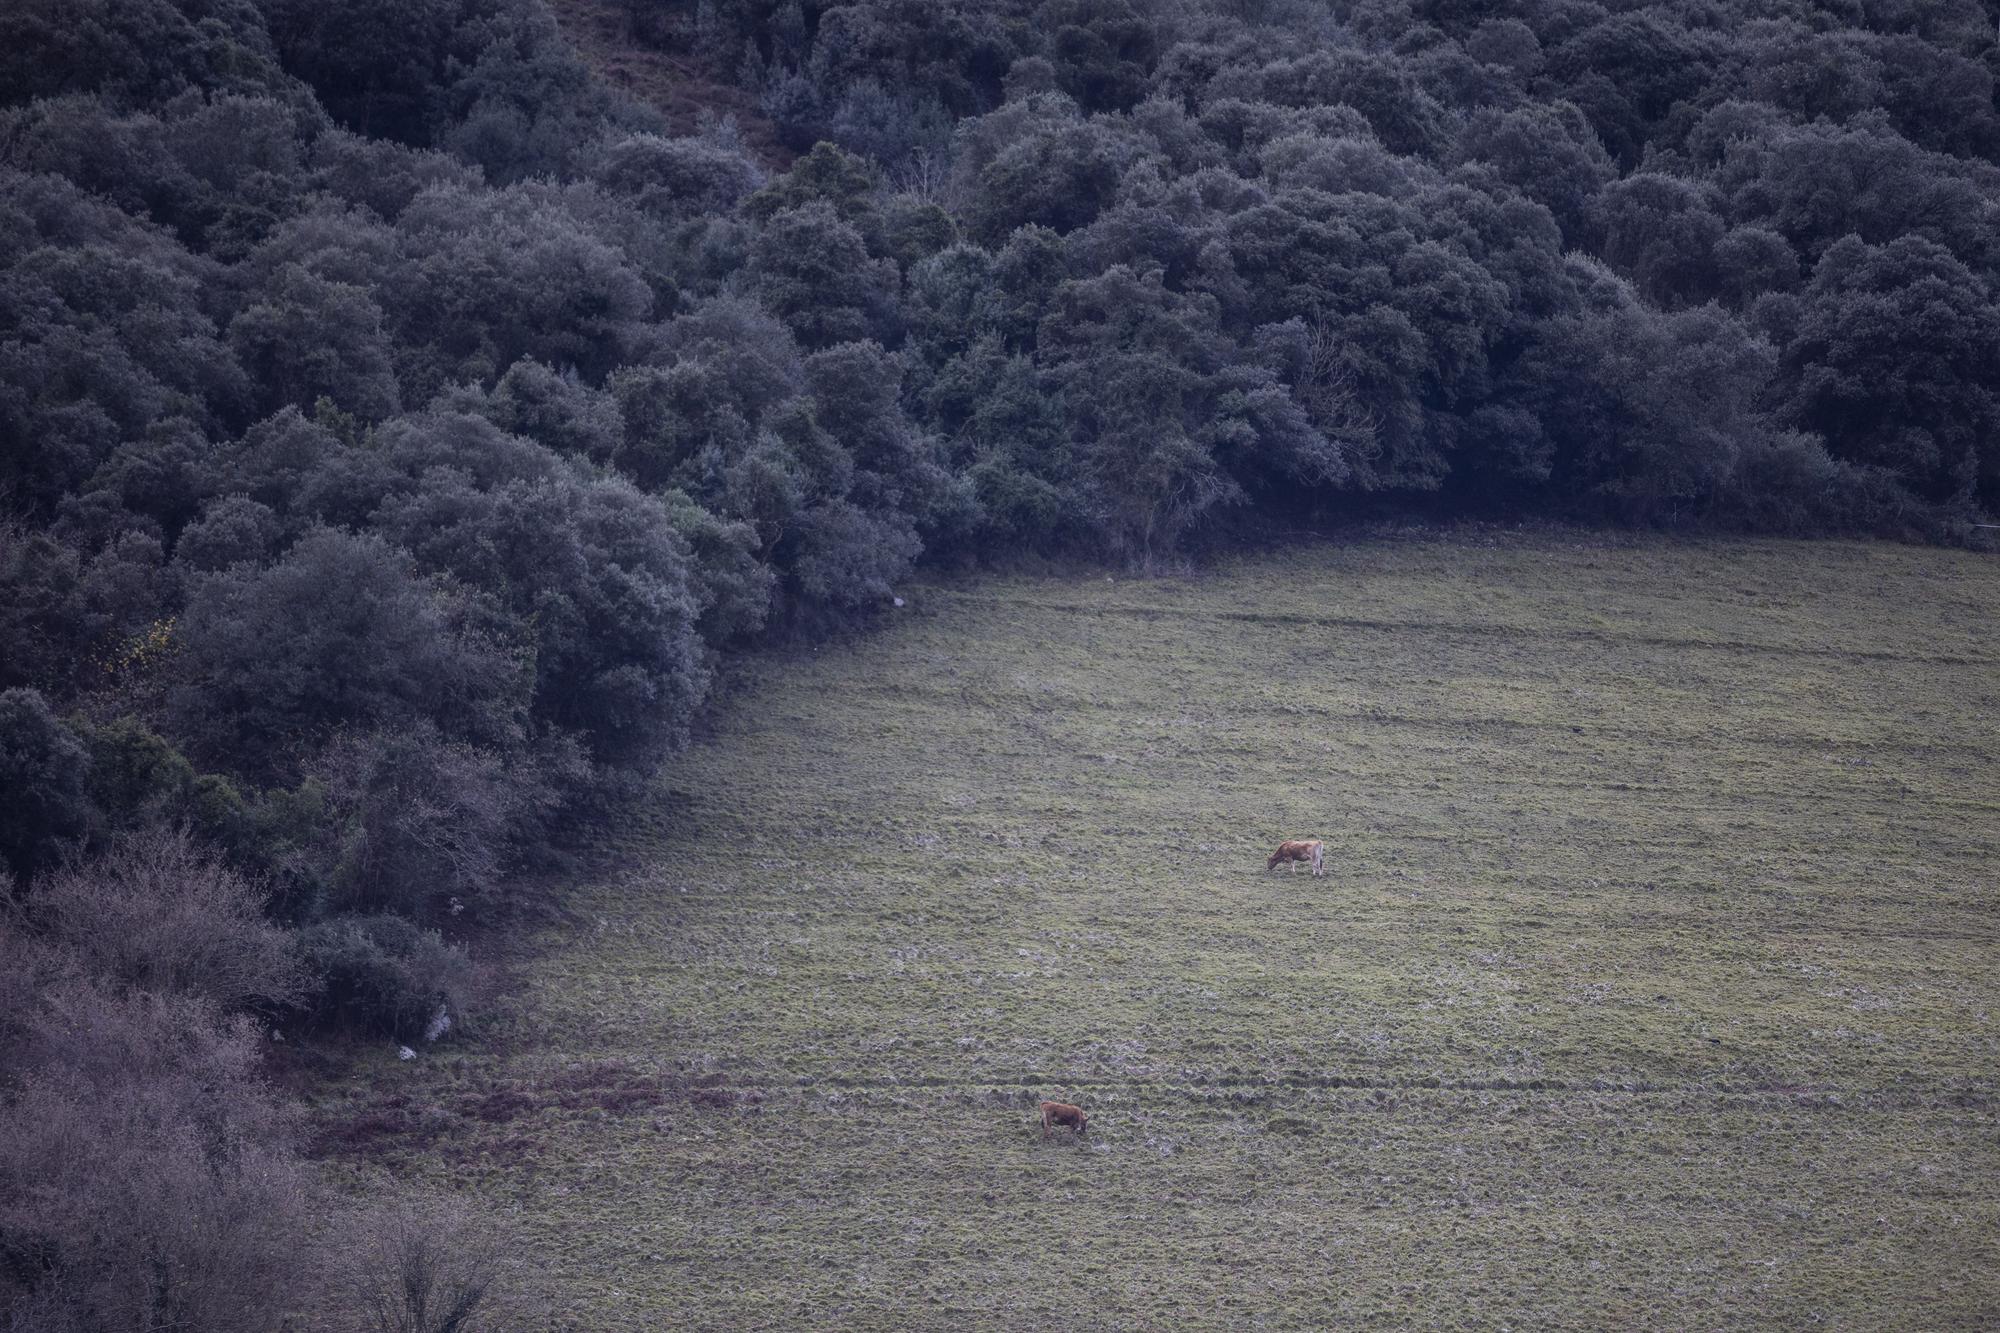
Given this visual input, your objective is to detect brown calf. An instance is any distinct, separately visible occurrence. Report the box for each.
[1267,839,1325,876]
[1039,1100,1088,1138]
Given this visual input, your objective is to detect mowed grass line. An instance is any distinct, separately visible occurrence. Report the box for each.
[322,533,2000,1330]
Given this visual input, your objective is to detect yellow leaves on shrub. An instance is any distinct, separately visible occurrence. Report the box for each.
[96,615,180,680]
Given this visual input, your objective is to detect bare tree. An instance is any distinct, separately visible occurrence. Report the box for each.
[0,979,307,1333]
[348,1202,513,1333]
[29,827,306,1011]
[313,725,538,918]
[1300,313,1381,449]
[893,145,956,208]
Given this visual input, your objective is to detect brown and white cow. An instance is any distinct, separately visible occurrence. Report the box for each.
[1039,1100,1088,1138]
[1267,839,1325,876]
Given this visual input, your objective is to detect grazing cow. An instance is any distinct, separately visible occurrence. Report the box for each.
[1040,1100,1088,1138]
[1267,839,1325,876]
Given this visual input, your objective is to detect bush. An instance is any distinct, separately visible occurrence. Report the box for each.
[172,527,526,774]
[314,724,542,918]
[28,828,305,1011]
[1710,431,1924,537]
[73,713,194,827]
[0,978,306,1333]
[0,689,94,882]
[172,494,283,573]
[293,913,475,1042]
[345,1201,513,1333]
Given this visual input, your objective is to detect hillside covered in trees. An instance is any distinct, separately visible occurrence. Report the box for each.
[3,0,1998,1325]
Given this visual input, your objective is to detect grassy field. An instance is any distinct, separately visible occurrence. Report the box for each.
[316,530,2000,1329]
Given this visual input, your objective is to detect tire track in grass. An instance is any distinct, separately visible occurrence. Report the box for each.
[823,681,2000,762]
[932,591,2000,668]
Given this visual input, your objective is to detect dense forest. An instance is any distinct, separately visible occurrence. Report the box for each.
[3,0,1998,1324]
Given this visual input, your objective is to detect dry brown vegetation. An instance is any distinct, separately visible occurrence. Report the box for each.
[544,0,793,167]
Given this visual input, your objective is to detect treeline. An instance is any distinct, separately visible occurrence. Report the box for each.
[2,0,1998,1323]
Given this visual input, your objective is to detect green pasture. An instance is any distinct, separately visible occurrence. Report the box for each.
[318,531,2000,1329]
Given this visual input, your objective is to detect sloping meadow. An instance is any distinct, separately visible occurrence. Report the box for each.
[318,532,2000,1328]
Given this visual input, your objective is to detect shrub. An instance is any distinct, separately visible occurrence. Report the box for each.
[0,978,306,1333]
[345,1201,512,1333]
[73,714,194,827]
[0,689,94,882]
[293,913,475,1042]
[172,527,526,774]
[314,725,540,918]
[28,828,305,1011]
[172,495,283,572]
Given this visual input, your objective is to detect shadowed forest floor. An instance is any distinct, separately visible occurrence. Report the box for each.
[313,530,2000,1329]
